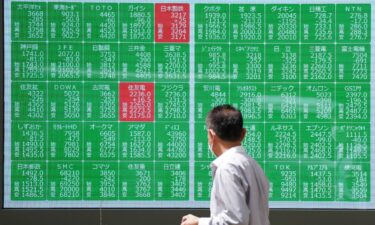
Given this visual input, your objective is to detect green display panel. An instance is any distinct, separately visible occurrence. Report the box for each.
[119,162,154,200]
[4,0,374,209]
[48,162,82,200]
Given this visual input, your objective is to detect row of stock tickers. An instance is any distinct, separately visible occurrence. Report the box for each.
[9,1,371,204]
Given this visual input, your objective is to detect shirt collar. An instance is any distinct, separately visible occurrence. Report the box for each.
[211,145,244,175]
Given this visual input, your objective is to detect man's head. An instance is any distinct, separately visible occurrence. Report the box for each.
[206,105,246,156]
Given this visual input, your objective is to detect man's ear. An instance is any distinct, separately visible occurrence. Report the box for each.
[208,129,216,139]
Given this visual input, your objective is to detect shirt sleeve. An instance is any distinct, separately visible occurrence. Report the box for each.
[204,165,250,225]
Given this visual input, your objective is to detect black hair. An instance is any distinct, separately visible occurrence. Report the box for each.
[206,104,243,142]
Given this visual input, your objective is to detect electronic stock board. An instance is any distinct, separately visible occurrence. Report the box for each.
[3,0,375,208]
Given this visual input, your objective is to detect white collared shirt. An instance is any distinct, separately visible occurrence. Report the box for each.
[199,146,270,225]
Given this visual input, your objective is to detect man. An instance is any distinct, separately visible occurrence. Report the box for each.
[181,105,270,225]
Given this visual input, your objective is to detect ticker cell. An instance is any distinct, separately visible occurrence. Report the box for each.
[266,44,299,82]
[195,122,215,161]
[155,84,189,121]
[195,4,229,42]
[336,4,371,43]
[155,44,189,81]
[84,123,118,160]
[155,123,189,161]
[48,82,83,121]
[119,43,154,81]
[242,123,265,161]
[300,163,335,201]
[119,3,154,42]
[300,84,334,122]
[155,3,190,43]
[48,162,82,200]
[84,163,118,200]
[301,45,334,81]
[266,4,300,42]
[230,44,264,81]
[119,82,154,122]
[119,162,154,200]
[195,83,229,122]
[265,84,299,121]
[301,124,334,161]
[230,84,264,122]
[84,3,118,41]
[12,122,46,160]
[266,124,299,161]
[48,2,82,41]
[84,43,118,81]
[12,82,47,121]
[336,84,370,122]
[11,162,46,200]
[336,124,370,162]
[336,163,370,201]
[85,83,118,121]
[119,123,154,161]
[230,4,264,42]
[195,44,229,82]
[11,2,46,40]
[194,162,212,201]
[48,43,83,81]
[155,162,189,200]
[336,44,370,82]
[301,5,335,42]
[48,122,83,160]
[12,42,47,80]
[266,162,299,201]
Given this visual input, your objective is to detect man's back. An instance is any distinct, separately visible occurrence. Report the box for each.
[181,105,269,225]
[209,146,270,225]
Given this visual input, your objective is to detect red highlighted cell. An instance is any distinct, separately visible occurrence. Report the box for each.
[119,82,154,122]
[155,3,189,42]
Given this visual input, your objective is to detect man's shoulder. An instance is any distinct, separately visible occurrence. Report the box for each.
[227,148,254,164]
[219,151,251,171]
[223,149,265,174]
[214,146,260,173]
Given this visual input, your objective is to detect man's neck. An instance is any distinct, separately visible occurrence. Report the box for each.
[215,141,242,157]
